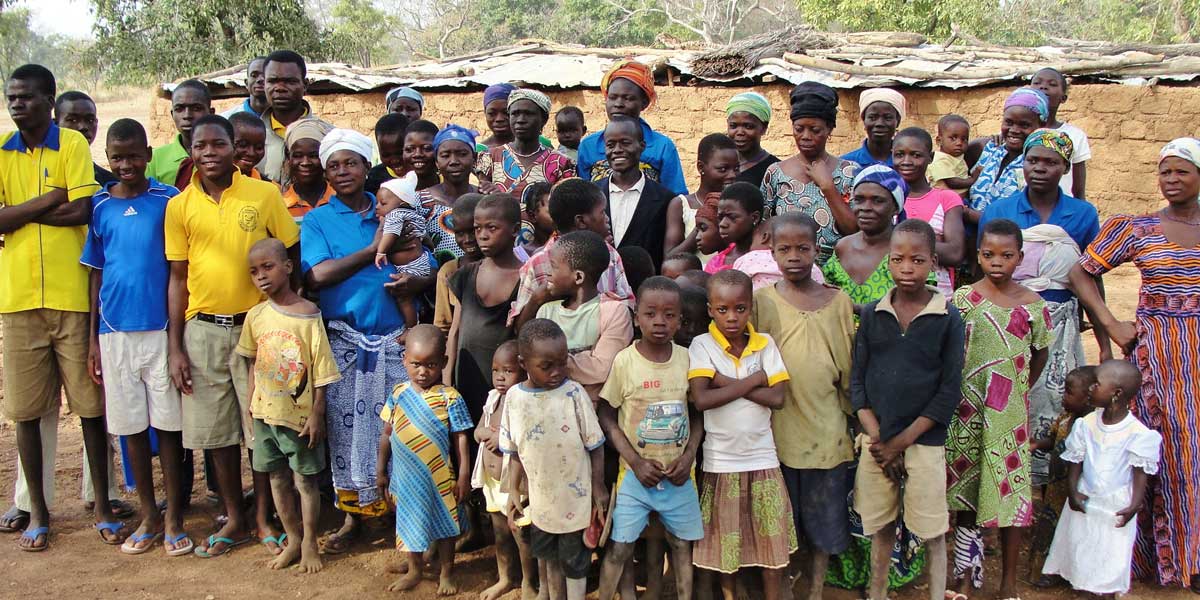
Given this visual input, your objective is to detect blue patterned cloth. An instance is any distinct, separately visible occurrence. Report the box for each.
[969,140,1025,214]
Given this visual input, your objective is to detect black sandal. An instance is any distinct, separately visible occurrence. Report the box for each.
[0,507,30,533]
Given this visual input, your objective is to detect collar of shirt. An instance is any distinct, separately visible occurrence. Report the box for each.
[608,172,646,194]
[1,122,62,152]
[96,177,172,201]
[241,98,262,118]
[875,287,947,318]
[707,321,769,363]
[267,104,312,138]
[284,183,335,209]
[187,168,255,203]
[843,139,893,167]
[1015,188,1080,220]
[329,192,378,218]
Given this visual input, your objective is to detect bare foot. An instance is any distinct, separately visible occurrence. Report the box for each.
[388,570,423,592]
[481,577,515,600]
[270,542,301,570]
[298,541,323,574]
[386,558,409,574]
[438,571,459,596]
[521,581,539,600]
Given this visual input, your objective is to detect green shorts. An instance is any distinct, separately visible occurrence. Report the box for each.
[252,419,326,476]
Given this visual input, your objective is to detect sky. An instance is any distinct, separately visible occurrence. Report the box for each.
[18,0,95,39]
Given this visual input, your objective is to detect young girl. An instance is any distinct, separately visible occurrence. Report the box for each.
[945,218,1051,600]
[1030,67,1090,199]
[751,213,854,600]
[704,182,762,273]
[667,134,740,259]
[474,341,538,600]
[376,325,473,594]
[732,218,825,290]
[891,127,965,296]
[404,120,442,191]
[692,193,727,264]
[1043,359,1162,597]
[519,181,553,260]
[689,269,795,600]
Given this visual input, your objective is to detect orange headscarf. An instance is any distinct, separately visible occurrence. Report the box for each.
[601,59,656,109]
[695,192,721,223]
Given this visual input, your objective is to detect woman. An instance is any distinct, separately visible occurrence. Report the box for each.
[821,165,929,592]
[281,117,335,221]
[726,91,779,187]
[419,124,479,263]
[385,86,423,121]
[967,87,1049,224]
[475,88,575,198]
[841,88,905,168]
[978,129,1103,485]
[475,83,553,153]
[1069,137,1200,591]
[761,81,860,266]
[299,129,431,554]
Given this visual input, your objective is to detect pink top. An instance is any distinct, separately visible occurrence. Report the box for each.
[903,188,963,296]
[704,244,737,274]
[731,248,824,290]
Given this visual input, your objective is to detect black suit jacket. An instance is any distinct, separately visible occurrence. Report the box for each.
[597,175,674,271]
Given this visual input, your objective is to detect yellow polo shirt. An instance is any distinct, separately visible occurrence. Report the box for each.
[0,124,99,313]
[164,170,300,319]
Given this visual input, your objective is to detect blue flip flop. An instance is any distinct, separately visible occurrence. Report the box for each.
[95,521,125,545]
[18,526,49,552]
[120,531,162,555]
[165,533,194,557]
[193,534,251,558]
[260,533,287,554]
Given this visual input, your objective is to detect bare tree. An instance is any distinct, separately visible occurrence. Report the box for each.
[602,0,794,45]
[386,0,472,60]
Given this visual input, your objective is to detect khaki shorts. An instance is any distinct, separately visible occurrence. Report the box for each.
[181,319,251,450]
[854,437,949,540]
[1,309,103,422]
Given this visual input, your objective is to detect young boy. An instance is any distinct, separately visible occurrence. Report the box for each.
[366,112,410,194]
[434,193,484,333]
[165,114,300,558]
[236,238,339,573]
[229,112,268,180]
[80,118,188,556]
[928,114,976,193]
[510,178,634,330]
[555,107,586,162]
[535,230,634,404]
[476,341,539,600]
[597,276,703,600]
[674,284,710,348]
[376,324,473,594]
[850,218,964,600]
[149,79,213,189]
[502,318,609,600]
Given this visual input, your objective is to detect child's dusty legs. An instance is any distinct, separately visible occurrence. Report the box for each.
[534,551,549,600]
[205,445,248,552]
[483,513,520,600]
[719,572,737,600]
[697,569,716,600]
[156,429,186,545]
[81,416,120,541]
[389,551,426,591]
[566,572,587,600]
[667,532,695,600]
[805,550,830,600]
[951,514,982,595]
[296,473,323,573]
[997,527,1022,599]
[437,537,458,595]
[763,567,787,600]
[249,449,282,555]
[643,536,668,600]
[267,468,302,570]
[124,429,162,550]
[15,419,49,549]
[925,535,947,600]
[597,541,636,600]
[867,524,897,600]
[544,559,567,600]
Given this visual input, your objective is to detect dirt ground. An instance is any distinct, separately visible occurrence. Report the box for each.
[0,92,1181,600]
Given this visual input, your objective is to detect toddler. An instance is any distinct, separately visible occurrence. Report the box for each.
[661,252,703,280]
[928,114,977,193]
[375,171,434,333]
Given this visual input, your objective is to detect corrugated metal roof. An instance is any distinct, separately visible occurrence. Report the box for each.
[165,34,1200,97]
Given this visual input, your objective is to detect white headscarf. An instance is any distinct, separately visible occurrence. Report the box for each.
[319,128,373,168]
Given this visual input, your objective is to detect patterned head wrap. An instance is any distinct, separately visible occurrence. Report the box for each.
[385,86,424,110]
[695,192,721,223]
[852,164,908,214]
[601,59,656,109]
[284,117,334,151]
[859,88,906,122]
[1160,137,1200,169]
[379,171,421,209]
[1022,128,1074,164]
[725,92,771,124]
[433,124,478,153]
[508,88,552,117]
[789,81,839,126]
[1003,87,1050,124]
[319,128,374,168]
[483,83,517,108]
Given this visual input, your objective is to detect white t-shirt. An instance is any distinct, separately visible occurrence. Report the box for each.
[1057,122,1091,196]
[687,324,790,473]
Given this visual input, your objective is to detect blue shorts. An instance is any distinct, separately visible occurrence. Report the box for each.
[610,469,704,544]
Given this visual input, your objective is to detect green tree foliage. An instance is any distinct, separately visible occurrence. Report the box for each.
[326,0,396,67]
[90,0,327,83]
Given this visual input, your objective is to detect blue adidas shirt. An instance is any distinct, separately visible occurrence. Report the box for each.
[576,117,688,196]
[80,179,178,334]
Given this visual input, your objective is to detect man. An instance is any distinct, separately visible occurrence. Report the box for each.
[147,79,213,189]
[259,50,313,182]
[220,57,268,119]
[0,64,122,551]
[55,91,116,186]
[595,116,673,271]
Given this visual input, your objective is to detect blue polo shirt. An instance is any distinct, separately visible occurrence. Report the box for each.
[79,179,178,334]
[979,188,1100,301]
[300,194,404,335]
[577,117,688,196]
[841,139,893,168]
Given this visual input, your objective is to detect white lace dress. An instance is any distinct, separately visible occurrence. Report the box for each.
[1043,410,1162,594]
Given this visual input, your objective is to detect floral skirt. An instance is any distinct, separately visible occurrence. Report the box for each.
[694,468,798,573]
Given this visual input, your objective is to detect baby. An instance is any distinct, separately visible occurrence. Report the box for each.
[929,114,977,194]
[375,171,433,332]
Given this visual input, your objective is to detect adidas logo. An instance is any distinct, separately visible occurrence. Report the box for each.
[123,206,138,217]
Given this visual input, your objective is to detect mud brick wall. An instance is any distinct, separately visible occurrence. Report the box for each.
[151,82,1199,219]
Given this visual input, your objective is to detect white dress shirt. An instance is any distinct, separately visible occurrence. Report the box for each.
[608,173,646,246]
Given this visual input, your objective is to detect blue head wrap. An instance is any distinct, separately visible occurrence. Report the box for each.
[851,164,908,214]
[385,86,424,110]
[1003,87,1050,124]
[433,124,478,153]
[483,83,517,108]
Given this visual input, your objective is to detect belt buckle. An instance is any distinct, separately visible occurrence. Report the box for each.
[214,314,235,328]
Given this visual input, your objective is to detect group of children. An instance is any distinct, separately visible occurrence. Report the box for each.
[8,55,1164,600]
